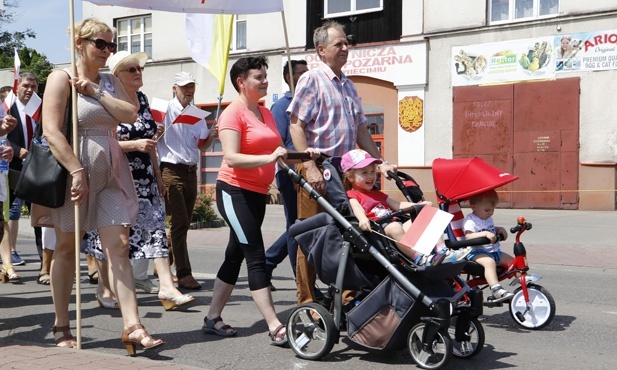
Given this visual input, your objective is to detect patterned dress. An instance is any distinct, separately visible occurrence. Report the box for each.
[84,91,168,260]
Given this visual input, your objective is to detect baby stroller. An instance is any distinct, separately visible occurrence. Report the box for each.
[280,155,484,369]
[432,157,556,329]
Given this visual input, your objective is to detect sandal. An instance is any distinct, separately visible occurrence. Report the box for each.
[268,324,288,347]
[1,264,21,283]
[53,326,77,348]
[202,316,237,337]
[121,324,165,355]
[88,271,99,285]
[38,272,51,285]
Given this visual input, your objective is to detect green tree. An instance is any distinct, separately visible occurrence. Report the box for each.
[1,1,54,93]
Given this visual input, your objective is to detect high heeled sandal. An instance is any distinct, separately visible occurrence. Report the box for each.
[1,264,21,283]
[121,324,165,355]
[95,293,120,309]
[53,326,77,348]
[159,294,195,311]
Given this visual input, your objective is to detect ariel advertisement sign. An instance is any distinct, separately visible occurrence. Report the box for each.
[555,31,617,72]
[452,36,555,86]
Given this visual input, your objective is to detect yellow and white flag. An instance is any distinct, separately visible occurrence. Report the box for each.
[185,13,234,95]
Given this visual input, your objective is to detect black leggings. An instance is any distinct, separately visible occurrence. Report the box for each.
[215,181,269,291]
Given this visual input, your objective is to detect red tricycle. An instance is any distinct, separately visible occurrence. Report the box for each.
[389,158,555,330]
[431,158,556,331]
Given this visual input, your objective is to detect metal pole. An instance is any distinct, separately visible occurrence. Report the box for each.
[280,11,294,94]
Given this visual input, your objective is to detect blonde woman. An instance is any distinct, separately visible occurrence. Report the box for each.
[43,18,163,353]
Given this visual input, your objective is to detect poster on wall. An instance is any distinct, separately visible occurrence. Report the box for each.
[554,31,617,72]
[451,36,555,86]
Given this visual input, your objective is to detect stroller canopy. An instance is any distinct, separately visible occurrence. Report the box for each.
[432,157,518,202]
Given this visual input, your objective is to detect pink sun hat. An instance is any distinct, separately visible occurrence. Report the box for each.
[341,149,382,172]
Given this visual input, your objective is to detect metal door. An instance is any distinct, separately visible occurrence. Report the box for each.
[452,78,580,209]
[512,78,580,209]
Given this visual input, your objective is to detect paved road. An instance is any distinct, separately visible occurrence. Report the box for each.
[1,206,616,369]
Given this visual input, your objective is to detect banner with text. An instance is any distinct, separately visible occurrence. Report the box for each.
[554,31,617,72]
[452,36,555,86]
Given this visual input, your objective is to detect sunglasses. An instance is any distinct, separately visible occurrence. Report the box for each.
[120,66,145,74]
[86,38,117,52]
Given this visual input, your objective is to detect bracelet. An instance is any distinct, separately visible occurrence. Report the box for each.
[93,90,105,101]
[70,167,85,175]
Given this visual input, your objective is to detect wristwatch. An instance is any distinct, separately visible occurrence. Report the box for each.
[93,90,105,101]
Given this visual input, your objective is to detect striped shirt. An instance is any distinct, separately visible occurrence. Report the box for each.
[287,61,367,157]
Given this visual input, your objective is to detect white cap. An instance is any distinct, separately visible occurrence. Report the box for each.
[106,50,148,75]
[174,71,197,86]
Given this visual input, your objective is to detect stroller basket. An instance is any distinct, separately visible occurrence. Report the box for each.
[346,261,466,350]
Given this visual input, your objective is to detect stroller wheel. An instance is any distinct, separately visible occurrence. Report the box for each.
[448,316,484,358]
[286,302,337,360]
[408,323,452,370]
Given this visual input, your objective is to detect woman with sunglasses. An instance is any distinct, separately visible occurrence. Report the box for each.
[42,18,164,354]
[83,50,194,312]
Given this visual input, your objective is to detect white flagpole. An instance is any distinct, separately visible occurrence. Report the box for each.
[280,11,294,94]
[68,0,82,349]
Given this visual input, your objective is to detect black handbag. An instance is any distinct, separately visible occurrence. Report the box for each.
[14,94,72,208]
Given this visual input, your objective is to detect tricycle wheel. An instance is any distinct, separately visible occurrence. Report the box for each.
[408,323,452,369]
[287,302,337,360]
[509,284,556,329]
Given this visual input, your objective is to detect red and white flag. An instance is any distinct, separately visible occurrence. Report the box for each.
[13,49,21,93]
[172,105,210,125]
[399,206,454,255]
[24,92,42,121]
[2,90,16,114]
[150,97,169,124]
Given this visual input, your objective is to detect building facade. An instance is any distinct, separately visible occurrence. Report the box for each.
[3,0,616,210]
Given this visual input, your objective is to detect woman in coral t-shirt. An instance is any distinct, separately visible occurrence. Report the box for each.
[203,56,316,346]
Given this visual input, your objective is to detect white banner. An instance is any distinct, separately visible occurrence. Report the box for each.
[452,36,555,86]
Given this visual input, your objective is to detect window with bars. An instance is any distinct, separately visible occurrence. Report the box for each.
[116,15,152,58]
[324,0,383,18]
[489,0,558,24]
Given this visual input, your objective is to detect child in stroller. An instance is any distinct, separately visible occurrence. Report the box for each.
[342,149,471,266]
[463,189,515,302]
[282,153,486,368]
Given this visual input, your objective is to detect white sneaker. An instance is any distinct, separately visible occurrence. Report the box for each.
[135,278,160,294]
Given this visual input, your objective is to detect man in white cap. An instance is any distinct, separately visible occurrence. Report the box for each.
[157,72,214,290]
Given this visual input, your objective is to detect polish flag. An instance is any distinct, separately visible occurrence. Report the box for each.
[150,97,169,124]
[24,92,42,121]
[13,49,20,93]
[2,90,16,114]
[172,105,210,125]
[399,206,454,256]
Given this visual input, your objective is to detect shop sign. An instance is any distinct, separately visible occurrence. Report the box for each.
[294,41,427,85]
